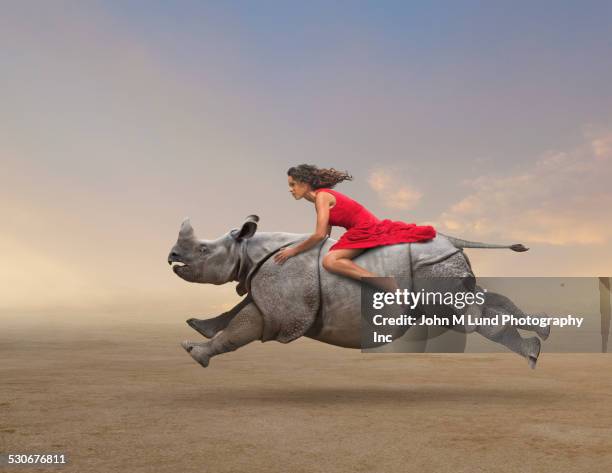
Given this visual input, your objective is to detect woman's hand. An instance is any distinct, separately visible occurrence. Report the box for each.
[274,247,297,264]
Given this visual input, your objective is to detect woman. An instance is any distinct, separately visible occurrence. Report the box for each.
[273,164,436,292]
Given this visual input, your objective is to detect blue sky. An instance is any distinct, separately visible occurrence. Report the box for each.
[1,1,611,317]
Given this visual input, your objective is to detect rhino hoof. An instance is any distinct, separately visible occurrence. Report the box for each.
[181,340,195,352]
[526,337,541,369]
[190,346,210,368]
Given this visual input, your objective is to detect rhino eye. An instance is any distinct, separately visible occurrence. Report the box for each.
[199,244,208,254]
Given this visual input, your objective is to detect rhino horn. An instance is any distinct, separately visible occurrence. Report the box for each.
[179,218,195,240]
[235,214,259,240]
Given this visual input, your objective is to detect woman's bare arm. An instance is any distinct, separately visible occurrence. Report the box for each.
[274,192,334,265]
[288,191,332,254]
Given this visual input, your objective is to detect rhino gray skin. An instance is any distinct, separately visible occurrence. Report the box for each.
[169,215,544,369]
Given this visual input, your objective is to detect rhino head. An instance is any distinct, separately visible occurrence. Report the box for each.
[167,215,259,285]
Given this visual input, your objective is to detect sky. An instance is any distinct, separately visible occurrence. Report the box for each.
[1,1,611,322]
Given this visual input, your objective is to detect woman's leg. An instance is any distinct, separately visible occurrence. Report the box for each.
[322,248,400,292]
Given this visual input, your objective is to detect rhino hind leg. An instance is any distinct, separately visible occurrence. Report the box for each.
[413,252,482,333]
[516,320,551,341]
[182,302,263,368]
[186,295,253,339]
[458,301,484,334]
[476,323,541,369]
[484,291,551,340]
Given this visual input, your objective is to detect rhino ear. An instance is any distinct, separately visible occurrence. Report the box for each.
[235,214,259,240]
[179,218,195,240]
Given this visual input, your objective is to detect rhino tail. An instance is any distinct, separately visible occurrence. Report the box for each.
[439,233,529,252]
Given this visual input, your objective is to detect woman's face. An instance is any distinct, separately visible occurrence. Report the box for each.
[288,175,311,199]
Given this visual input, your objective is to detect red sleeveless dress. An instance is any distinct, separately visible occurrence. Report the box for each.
[315,188,436,251]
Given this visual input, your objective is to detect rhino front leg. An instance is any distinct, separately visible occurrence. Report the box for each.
[186,294,253,339]
[181,302,263,368]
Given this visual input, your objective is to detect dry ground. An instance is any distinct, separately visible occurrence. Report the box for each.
[1,320,611,473]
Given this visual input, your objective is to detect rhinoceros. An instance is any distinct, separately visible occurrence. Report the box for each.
[168,215,548,369]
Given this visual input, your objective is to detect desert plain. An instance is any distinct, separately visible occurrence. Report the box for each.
[1,318,611,473]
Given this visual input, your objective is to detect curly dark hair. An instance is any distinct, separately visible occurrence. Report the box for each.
[287,164,353,189]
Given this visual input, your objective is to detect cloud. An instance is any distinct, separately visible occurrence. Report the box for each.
[591,134,612,160]
[367,169,423,210]
[437,130,612,245]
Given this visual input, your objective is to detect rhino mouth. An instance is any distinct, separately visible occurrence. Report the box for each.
[168,252,187,270]
[168,252,196,280]
[171,262,188,273]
